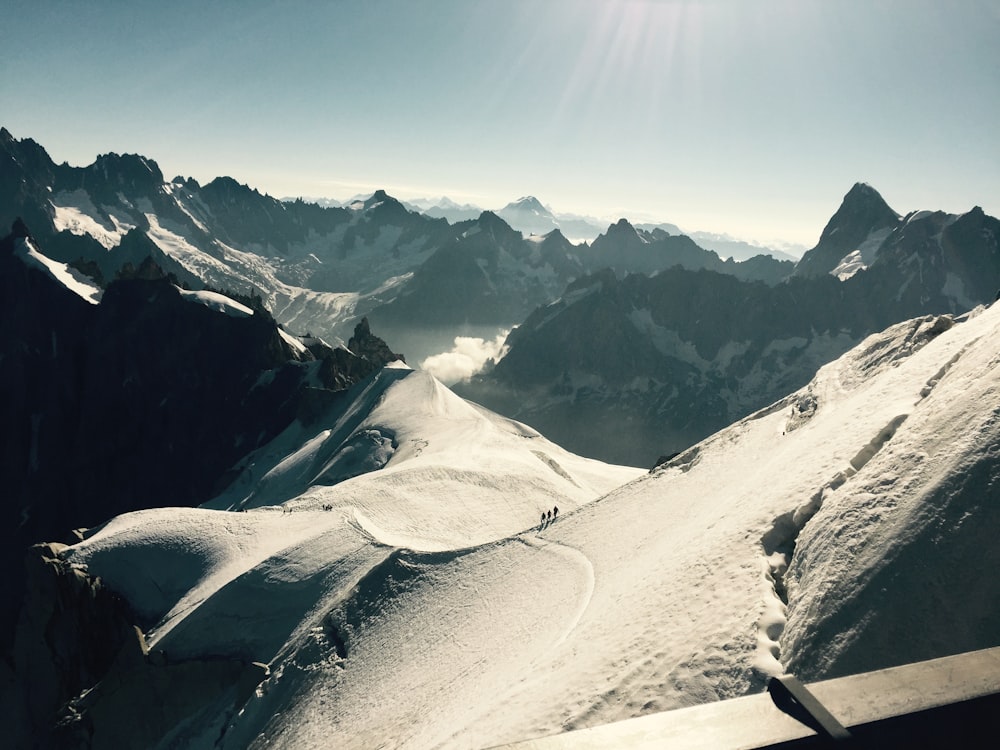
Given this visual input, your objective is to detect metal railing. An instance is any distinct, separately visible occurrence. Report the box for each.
[495,646,1000,749]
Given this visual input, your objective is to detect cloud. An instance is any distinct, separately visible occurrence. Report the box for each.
[420,331,510,385]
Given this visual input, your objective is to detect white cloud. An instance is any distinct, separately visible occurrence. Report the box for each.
[420,331,510,385]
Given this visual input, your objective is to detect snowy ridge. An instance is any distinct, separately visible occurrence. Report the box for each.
[14,236,103,304]
[58,302,1000,748]
[39,169,447,347]
[178,288,254,317]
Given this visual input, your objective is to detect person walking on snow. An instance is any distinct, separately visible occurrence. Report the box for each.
[552,505,559,520]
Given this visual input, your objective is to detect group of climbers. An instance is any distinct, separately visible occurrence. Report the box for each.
[539,505,559,530]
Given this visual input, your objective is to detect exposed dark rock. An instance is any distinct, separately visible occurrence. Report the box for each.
[1,543,136,749]
[461,221,1000,467]
[793,183,901,278]
[348,316,405,367]
[11,215,31,240]
[0,230,400,663]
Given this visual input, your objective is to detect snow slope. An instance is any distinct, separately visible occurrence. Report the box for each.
[61,303,1000,748]
[13,236,103,304]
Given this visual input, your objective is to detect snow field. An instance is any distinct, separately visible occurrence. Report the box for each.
[781,308,1000,679]
[62,302,1000,749]
[50,189,137,250]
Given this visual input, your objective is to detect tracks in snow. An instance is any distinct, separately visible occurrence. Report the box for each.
[519,534,596,650]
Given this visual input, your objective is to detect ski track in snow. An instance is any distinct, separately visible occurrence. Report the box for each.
[519,532,595,650]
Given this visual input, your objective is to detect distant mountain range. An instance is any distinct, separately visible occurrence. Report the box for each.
[459,183,1000,465]
[3,124,998,469]
[1,127,789,365]
[290,191,806,259]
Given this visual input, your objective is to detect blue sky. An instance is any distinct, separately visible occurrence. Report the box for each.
[3,0,998,247]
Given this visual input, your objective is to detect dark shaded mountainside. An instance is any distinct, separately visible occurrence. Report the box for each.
[459,184,1000,466]
[0,222,402,656]
[0,126,792,364]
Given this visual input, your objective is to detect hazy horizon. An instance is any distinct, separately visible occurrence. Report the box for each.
[3,0,998,247]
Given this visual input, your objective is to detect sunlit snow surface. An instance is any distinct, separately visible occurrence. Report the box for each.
[64,305,1000,748]
[178,288,254,317]
[14,237,103,304]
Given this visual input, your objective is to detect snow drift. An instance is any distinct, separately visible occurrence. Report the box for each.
[58,303,1000,748]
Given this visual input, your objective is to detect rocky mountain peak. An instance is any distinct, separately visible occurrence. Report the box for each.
[504,196,549,214]
[540,227,568,244]
[348,316,404,366]
[10,216,31,240]
[90,152,165,189]
[202,175,260,202]
[476,209,512,232]
[364,189,392,207]
[793,183,901,277]
[359,190,413,225]
[592,218,646,250]
[610,217,636,232]
[823,182,899,238]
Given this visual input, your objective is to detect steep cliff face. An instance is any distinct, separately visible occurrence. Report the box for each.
[1,224,400,654]
[2,543,270,750]
[793,182,901,278]
[2,542,136,749]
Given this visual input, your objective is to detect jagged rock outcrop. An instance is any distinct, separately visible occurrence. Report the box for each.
[1,224,401,658]
[2,543,136,749]
[793,182,901,278]
[348,316,405,367]
[2,542,270,750]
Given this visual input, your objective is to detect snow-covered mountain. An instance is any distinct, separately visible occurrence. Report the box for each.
[579,218,793,284]
[0,223,403,663]
[0,128,819,372]
[415,194,608,244]
[5,130,1000,747]
[405,196,484,224]
[1,132,577,365]
[496,196,561,237]
[462,185,1000,467]
[0,128,464,351]
[8,296,999,749]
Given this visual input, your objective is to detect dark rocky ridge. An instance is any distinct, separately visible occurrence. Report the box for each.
[0,224,400,654]
[793,182,901,278]
[2,541,271,749]
[577,218,794,285]
[460,189,1000,467]
[1,126,804,365]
